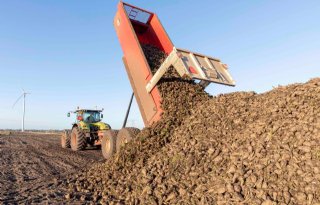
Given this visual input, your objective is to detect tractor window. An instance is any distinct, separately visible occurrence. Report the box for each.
[83,111,101,123]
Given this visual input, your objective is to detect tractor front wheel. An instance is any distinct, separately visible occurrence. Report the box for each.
[61,130,71,148]
[70,126,87,151]
[101,130,117,159]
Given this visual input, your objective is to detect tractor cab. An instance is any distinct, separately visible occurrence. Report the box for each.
[75,109,103,123]
[67,108,109,132]
[67,108,104,124]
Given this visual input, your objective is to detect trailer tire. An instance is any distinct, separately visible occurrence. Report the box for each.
[71,126,87,151]
[116,127,140,152]
[101,130,117,159]
[61,130,71,148]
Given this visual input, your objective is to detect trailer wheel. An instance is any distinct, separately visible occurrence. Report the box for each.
[61,130,71,148]
[116,127,140,152]
[101,130,117,159]
[71,126,87,151]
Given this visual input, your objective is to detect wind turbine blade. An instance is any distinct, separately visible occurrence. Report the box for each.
[12,94,24,109]
[22,88,25,93]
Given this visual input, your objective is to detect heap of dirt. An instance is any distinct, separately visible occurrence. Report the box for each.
[59,45,320,204]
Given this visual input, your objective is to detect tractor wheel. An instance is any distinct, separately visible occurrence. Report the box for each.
[101,130,117,159]
[70,126,87,151]
[61,130,71,148]
[116,127,140,152]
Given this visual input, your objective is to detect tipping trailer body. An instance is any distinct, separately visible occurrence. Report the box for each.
[114,2,235,127]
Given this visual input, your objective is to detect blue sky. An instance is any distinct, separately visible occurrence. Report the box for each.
[0,0,319,130]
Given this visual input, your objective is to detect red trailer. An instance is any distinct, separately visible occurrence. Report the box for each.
[114,2,235,127]
[101,2,235,159]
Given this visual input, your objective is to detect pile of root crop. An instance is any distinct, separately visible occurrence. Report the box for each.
[60,45,320,205]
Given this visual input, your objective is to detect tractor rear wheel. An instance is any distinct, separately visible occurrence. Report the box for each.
[101,130,117,159]
[61,130,71,148]
[71,126,87,151]
[116,127,140,152]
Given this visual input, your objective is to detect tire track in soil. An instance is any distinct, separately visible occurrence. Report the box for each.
[0,136,22,203]
[0,133,104,204]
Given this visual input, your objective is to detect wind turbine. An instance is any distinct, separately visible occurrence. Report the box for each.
[12,89,31,132]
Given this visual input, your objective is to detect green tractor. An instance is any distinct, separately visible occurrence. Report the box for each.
[61,108,118,159]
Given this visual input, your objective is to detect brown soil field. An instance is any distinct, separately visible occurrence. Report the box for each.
[0,132,103,204]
